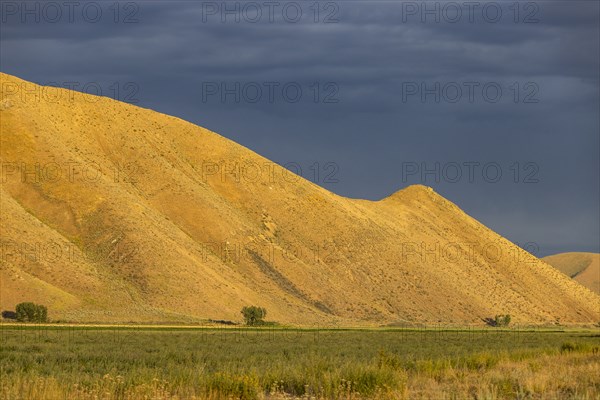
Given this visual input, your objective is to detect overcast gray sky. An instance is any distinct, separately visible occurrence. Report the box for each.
[1,0,598,256]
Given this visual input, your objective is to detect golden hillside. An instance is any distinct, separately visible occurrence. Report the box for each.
[543,253,599,294]
[1,73,598,325]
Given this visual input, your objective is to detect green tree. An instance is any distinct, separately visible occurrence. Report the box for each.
[494,314,511,327]
[241,306,267,326]
[15,302,48,323]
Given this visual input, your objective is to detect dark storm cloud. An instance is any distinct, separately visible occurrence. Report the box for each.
[1,0,598,256]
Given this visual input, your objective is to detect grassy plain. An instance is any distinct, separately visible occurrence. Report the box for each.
[1,325,599,399]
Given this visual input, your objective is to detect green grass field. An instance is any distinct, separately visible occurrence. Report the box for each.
[1,325,599,399]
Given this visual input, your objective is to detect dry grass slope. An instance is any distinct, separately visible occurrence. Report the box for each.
[1,72,599,325]
[543,252,600,294]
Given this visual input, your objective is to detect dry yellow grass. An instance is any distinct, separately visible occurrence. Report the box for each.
[403,352,600,400]
[543,252,599,294]
[1,72,599,325]
[2,346,599,400]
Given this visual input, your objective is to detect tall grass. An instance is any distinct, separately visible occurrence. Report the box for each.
[1,326,598,399]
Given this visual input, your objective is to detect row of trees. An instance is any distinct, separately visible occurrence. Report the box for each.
[5,303,514,328]
[7,302,264,325]
[8,303,264,325]
[241,308,514,328]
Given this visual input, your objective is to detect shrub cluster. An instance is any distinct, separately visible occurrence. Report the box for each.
[15,302,48,323]
[494,314,511,327]
[241,306,267,326]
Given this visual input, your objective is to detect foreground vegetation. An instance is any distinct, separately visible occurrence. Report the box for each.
[1,325,599,399]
